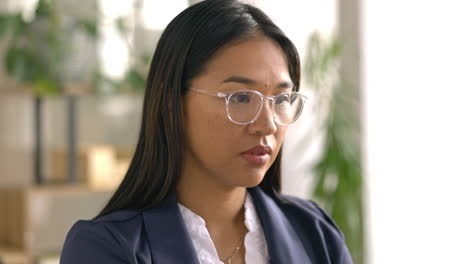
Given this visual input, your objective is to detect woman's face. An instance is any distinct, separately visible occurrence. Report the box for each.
[182,35,293,189]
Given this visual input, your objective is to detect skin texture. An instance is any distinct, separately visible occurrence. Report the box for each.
[176,34,292,263]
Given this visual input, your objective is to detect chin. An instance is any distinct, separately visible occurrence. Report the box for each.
[236,170,266,188]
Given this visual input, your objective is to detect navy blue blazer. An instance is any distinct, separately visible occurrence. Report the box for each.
[60,187,353,263]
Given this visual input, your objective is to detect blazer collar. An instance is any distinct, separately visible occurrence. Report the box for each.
[248,187,311,264]
[142,191,200,264]
[142,187,310,263]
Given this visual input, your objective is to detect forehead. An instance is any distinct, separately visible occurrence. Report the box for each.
[201,35,291,85]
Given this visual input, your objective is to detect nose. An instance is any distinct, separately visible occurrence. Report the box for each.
[247,99,277,135]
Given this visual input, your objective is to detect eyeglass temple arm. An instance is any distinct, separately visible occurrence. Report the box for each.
[190,88,227,98]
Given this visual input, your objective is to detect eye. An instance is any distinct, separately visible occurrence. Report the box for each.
[275,93,291,105]
[230,92,252,104]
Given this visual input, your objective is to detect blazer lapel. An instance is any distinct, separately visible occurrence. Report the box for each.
[142,192,200,264]
[248,187,311,264]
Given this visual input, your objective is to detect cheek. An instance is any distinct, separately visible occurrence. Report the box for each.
[272,127,288,156]
[277,127,288,144]
[184,100,236,158]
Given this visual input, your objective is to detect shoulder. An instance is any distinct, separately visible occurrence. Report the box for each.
[249,187,345,240]
[279,194,344,237]
[60,210,148,264]
[275,194,354,264]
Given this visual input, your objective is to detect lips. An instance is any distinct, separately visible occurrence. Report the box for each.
[241,145,272,155]
[241,145,272,165]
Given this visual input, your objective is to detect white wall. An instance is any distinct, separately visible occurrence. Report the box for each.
[362,1,468,263]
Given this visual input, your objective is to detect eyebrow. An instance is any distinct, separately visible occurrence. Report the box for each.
[221,76,294,89]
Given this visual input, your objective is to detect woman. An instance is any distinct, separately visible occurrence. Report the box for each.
[60,0,353,263]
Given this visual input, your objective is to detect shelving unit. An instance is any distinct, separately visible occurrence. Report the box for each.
[0,185,112,264]
[0,248,28,264]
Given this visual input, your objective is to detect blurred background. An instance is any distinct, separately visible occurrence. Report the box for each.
[0,0,467,263]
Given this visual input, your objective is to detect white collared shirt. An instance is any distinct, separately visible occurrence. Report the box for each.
[177,192,269,264]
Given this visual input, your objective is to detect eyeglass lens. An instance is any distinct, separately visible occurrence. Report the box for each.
[227,91,304,125]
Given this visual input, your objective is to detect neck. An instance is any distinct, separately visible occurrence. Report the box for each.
[176,173,247,227]
[177,168,249,262]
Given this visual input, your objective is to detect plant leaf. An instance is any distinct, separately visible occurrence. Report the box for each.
[34,76,60,96]
[115,16,128,36]
[0,14,13,37]
[8,13,28,37]
[125,68,146,92]
[35,0,53,18]
[78,18,98,39]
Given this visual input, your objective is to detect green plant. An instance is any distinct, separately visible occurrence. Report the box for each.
[0,0,99,95]
[304,32,365,264]
[107,15,152,93]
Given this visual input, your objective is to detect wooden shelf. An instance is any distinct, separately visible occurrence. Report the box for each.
[0,185,113,263]
[0,248,29,264]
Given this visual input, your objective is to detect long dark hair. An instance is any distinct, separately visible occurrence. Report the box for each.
[97,0,300,217]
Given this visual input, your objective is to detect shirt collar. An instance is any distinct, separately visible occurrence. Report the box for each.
[177,191,262,236]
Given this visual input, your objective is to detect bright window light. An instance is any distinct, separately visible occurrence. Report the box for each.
[141,0,187,30]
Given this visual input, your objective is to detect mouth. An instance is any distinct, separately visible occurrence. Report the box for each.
[240,145,272,165]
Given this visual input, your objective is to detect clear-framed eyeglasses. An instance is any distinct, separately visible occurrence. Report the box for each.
[190,88,308,126]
